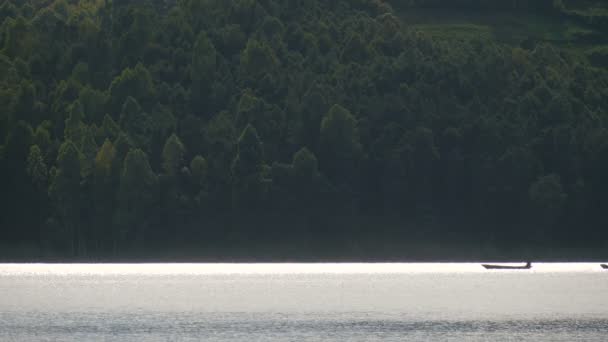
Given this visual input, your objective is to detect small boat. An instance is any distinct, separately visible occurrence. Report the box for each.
[601,264,608,269]
[482,262,532,270]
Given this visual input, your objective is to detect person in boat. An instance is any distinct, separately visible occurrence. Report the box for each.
[525,261,531,268]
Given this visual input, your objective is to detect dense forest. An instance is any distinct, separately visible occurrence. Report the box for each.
[1,0,608,260]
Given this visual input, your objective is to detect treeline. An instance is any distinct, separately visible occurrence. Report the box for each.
[391,0,608,32]
[1,0,608,258]
[389,0,558,10]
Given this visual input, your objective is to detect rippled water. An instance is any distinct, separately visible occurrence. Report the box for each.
[0,263,607,341]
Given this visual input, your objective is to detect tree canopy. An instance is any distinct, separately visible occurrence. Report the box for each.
[1,0,608,259]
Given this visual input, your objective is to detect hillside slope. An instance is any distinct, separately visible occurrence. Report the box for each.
[391,0,608,64]
[1,0,608,260]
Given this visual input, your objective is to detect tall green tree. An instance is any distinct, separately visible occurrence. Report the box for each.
[49,140,82,256]
[26,145,47,188]
[64,101,86,147]
[239,38,279,91]
[319,104,362,184]
[116,148,158,249]
[162,133,185,177]
[191,31,217,115]
[92,139,118,253]
[231,124,268,212]
[529,174,567,234]
[190,154,209,209]
[119,96,149,148]
[108,63,156,113]
[0,121,34,240]
[291,147,325,215]
[80,126,98,179]
[26,144,49,237]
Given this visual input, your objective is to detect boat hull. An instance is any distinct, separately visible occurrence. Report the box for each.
[482,264,531,270]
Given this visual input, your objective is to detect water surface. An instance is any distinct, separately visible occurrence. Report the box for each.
[0,263,606,341]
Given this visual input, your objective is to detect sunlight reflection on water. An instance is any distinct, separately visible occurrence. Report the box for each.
[0,262,604,275]
[0,263,607,341]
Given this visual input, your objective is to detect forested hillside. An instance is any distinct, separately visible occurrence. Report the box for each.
[1,0,608,260]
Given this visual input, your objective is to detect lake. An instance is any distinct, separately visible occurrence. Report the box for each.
[0,263,606,341]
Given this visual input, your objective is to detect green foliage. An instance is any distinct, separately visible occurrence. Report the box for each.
[26,144,47,188]
[215,24,247,56]
[12,80,39,123]
[52,140,81,190]
[191,31,217,87]
[119,149,158,205]
[108,63,156,113]
[2,0,608,257]
[190,155,208,187]
[78,86,108,124]
[116,148,158,242]
[80,126,98,178]
[231,124,268,210]
[586,46,608,67]
[232,124,264,177]
[393,0,557,10]
[235,89,285,159]
[119,96,149,148]
[190,30,217,115]
[0,1,20,20]
[92,138,118,252]
[64,101,86,146]
[33,122,51,152]
[48,140,82,255]
[240,38,279,82]
[3,16,35,59]
[341,33,372,64]
[94,139,116,180]
[162,133,185,176]
[101,114,120,141]
[292,147,319,181]
[113,132,133,169]
[4,120,33,165]
[529,174,567,225]
[320,104,362,183]
[260,16,285,39]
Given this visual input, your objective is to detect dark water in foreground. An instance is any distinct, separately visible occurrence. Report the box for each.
[0,263,606,341]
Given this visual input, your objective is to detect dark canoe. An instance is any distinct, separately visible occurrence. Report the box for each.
[482,263,532,270]
[601,264,608,269]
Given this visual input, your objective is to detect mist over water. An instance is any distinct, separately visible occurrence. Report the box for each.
[1,263,607,341]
